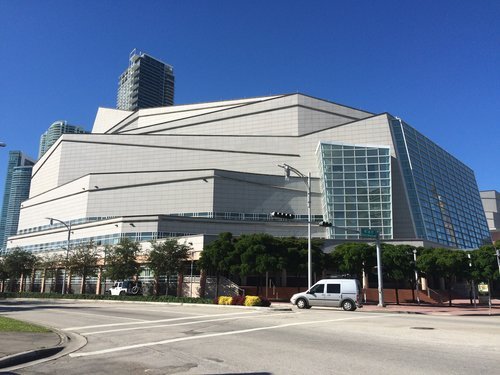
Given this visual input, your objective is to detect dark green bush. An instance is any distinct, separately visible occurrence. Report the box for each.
[0,292,213,304]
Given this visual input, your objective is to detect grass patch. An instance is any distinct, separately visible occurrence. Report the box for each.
[0,316,51,333]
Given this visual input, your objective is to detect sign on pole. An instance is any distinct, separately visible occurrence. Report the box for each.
[361,228,379,238]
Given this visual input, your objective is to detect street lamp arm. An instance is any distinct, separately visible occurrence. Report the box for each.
[278,163,307,181]
[46,217,71,231]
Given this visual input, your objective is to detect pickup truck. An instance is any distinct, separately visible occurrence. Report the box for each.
[106,280,143,296]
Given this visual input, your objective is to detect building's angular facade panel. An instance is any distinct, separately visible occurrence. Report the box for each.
[7,94,489,254]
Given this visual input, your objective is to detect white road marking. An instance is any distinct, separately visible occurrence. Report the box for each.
[64,311,259,331]
[70,314,390,358]
[111,307,204,316]
[80,312,293,335]
[48,309,148,322]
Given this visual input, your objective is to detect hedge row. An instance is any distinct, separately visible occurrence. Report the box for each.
[0,292,214,304]
[215,295,271,307]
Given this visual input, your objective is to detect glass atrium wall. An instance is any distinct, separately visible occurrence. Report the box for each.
[317,142,392,239]
[390,118,490,249]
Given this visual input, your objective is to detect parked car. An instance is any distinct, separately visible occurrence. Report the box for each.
[290,278,363,311]
[106,280,143,296]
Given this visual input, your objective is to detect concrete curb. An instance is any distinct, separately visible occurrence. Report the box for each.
[0,329,87,372]
[2,297,293,311]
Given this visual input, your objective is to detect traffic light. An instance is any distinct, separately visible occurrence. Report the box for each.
[270,211,295,219]
[319,221,332,227]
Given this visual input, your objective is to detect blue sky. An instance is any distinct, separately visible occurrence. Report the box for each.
[1,0,499,199]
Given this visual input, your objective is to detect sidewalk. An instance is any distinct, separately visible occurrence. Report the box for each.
[273,299,500,316]
[0,331,62,359]
[360,299,500,316]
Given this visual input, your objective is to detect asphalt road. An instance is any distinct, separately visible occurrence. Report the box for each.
[1,299,499,374]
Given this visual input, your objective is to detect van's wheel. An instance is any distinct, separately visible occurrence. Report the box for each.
[342,300,356,311]
[119,291,126,296]
[131,286,139,294]
[296,298,308,309]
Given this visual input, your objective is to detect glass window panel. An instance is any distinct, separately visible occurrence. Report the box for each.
[356,165,367,172]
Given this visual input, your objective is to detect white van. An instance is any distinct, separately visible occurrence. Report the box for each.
[290,279,363,311]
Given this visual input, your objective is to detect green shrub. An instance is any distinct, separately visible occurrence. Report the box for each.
[0,292,213,304]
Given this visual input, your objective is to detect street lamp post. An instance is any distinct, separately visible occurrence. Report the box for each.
[278,164,312,290]
[413,249,420,305]
[497,248,500,275]
[375,232,384,307]
[190,250,195,298]
[467,253,477,308]
[47,217,72,294]
[493,241,500,276]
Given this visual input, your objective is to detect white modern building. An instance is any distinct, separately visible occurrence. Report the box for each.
[480,190,500,242]
[6,94,490,254]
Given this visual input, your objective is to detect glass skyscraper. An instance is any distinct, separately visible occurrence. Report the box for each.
[38,120,87,158]
[117,49,175,111]
[0,151,35,253]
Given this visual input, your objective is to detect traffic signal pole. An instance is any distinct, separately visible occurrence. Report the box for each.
[375,233,384,307]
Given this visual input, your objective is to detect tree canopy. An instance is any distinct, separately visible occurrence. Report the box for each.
[104,238,142,281]
[67,241,100,294]
[148,238,191,295]
[330,242,375,279]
